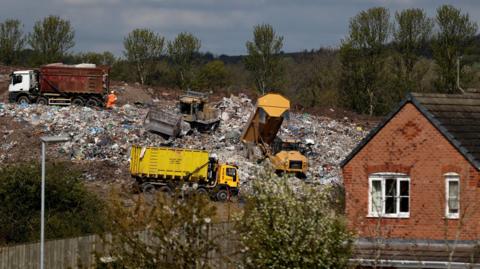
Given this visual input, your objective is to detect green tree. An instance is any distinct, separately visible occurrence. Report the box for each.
[167,32,201,90]
[393,9,433,84]
[433,5,478,93]
[28,15,75,64]
[340,7,392,115]
[193,60,229,91]
[123,28,165,85]
[0,163,107,244]
[77,51,116,66]
[106,193,220,268]
[244,24,284,94]
[237,175,353,268]
[0,19,25,65]
[289,49,341,108]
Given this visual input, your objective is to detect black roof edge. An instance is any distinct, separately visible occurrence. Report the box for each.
[340,94,413,168]
[340,93,480,170]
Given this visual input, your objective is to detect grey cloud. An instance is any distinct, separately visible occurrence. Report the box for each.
[0,0,478,56]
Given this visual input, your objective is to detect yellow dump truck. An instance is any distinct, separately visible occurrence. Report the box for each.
[130,145,239,201]
[241,93,308,177]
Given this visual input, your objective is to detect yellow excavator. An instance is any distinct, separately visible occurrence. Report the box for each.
[241,93,308,178]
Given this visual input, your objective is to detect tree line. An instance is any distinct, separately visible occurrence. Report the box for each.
[0,4,479,116]
[339,5,478,115]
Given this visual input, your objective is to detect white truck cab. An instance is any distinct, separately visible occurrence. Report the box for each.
[8,70,38,104]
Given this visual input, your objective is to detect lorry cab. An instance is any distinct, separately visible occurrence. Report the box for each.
[217,164,239,189]
[8,70,37,104]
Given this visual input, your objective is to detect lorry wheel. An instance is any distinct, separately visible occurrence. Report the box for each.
[196,188,208,197]
[141,183,156,194]
[216,189,229,202]
[86,98,100,107]
[158,185,172,195]
[72,97,85,106]
[17,96,30,104]
[37,97,48,105]
[295,173,307,179]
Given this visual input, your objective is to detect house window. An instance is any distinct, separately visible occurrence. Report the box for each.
[369,173,410,218]
[445,173,460,219]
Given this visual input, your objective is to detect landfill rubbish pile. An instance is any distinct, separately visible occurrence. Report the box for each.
[0,94,368,192]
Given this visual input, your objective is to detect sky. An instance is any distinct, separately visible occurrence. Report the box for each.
[1,0,479,56]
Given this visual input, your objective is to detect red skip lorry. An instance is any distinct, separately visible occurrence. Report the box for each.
[8,63,110,107]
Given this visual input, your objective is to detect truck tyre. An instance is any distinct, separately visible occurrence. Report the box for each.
[196,188,208,197]
[141,183,156,194]
[86,98,100,107]
[72,97,85,106]
[216,189,229,202]
[17,96,30,105]
[296,172,307,179]
[158,185,172,195]
[36,97,48,105]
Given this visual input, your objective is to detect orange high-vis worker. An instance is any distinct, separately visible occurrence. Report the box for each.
[106,90,117,108]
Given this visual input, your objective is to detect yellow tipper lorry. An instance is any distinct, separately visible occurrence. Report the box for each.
[130,145,239,201]
[241,93,308,177]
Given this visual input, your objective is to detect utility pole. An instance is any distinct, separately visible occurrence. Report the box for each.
[457,56,465,93]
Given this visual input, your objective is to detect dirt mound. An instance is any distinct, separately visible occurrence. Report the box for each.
[0,80,8,102]
[110,82,154,105]
[0,116,42,163]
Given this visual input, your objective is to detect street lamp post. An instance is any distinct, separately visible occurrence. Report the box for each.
[40,135,70,269]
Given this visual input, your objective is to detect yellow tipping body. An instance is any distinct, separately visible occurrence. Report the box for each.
[130,145,209,180]
[241,93,290,145]
[257,93,290,117]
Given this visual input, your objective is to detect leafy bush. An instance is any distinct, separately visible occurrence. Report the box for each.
[0,162,107,244]
[106,192,219,268]
[237,174,353,269]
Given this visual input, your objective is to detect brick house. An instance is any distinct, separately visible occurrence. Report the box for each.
[341,93,480,268]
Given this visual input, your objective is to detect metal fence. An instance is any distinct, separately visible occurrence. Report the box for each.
[0,222,238,269]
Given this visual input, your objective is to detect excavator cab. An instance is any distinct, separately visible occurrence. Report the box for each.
[179,90,220,131]
[272,138,305,154]
[270,150,308,178]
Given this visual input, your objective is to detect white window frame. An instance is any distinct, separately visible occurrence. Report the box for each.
[445,173,460,219]
[368,173,410,218]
